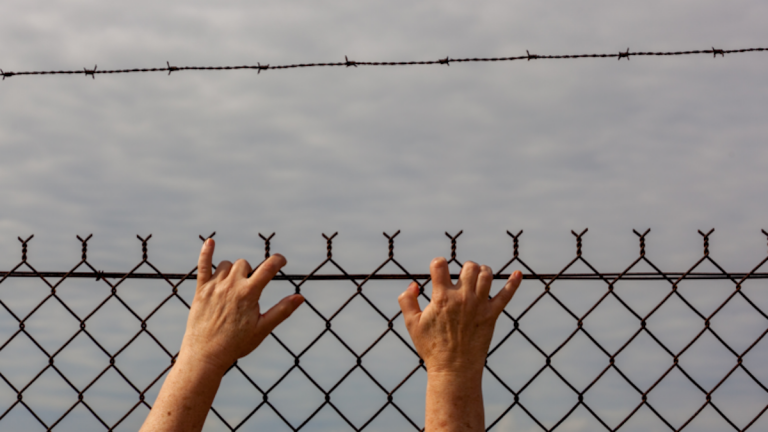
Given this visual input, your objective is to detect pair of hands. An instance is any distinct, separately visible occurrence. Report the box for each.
[181,238,523,376]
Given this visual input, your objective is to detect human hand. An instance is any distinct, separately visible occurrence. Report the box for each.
[398,257,522,377]
[179,239,304,373]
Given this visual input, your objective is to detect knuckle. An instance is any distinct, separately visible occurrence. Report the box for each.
[458,289,473,302]
[432,294,448,308]
[196,283,213,299]
[404,314,417,329]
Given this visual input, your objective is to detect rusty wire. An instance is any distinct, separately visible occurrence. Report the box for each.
[0,229,767,431]
[1,47,766,81]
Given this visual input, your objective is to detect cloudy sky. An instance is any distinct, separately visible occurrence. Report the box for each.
[1,0,767,431]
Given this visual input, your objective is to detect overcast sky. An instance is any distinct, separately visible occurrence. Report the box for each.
[1,1,767,431]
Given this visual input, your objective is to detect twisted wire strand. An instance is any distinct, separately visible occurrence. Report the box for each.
[1,47,765,80]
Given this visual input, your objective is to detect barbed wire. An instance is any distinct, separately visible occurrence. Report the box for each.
[1,47,765,80]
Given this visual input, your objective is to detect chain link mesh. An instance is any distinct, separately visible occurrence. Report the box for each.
[1,229,767,431]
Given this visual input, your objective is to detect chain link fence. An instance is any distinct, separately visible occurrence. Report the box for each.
[1,229,767,431]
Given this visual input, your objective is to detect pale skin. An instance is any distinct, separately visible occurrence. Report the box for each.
[139,239,304,432]
[140,240,522,432]
[399,257,522,432]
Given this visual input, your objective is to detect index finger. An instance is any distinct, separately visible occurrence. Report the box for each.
[197,238,215,288]
[247,253,287,296]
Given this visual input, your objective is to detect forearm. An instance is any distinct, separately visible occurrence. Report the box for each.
[425,370,485,432]
[139,350,227,432]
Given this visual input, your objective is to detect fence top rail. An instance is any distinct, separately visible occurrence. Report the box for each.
[2,271,768,281]
[3,229,768,282]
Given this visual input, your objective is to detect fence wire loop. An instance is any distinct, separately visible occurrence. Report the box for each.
[383,230,400,259]
[571,228,588,256]
[506,230,523,258]
[323,232,338,258]
[445,231,463,264]
[633,228,651,257]
[259,232,275,258]
[699,228,715,256]
[17,235,33,262]
[763,229,768,251]
[137,234,152,260]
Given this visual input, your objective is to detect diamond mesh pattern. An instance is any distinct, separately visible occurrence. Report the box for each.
[1,229,767,431]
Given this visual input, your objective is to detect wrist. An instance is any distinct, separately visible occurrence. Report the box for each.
[425,359,485,379]
[176,344,232,379]
[141,345,226,432]
[425,367,485,431]
[426,368,484,388]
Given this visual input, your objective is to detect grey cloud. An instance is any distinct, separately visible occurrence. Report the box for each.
[1,0,768,430]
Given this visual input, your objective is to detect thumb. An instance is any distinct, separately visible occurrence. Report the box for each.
[258,294,305,335]
[398,282,422,329]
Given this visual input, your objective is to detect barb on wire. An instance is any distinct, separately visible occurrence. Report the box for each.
[618,47,631,61]
[83,64,97,79]
[166,61,178,76]
[1,46,765,81]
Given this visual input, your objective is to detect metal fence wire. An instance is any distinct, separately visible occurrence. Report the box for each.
[1,229,767,431]
[1,46,766,80]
